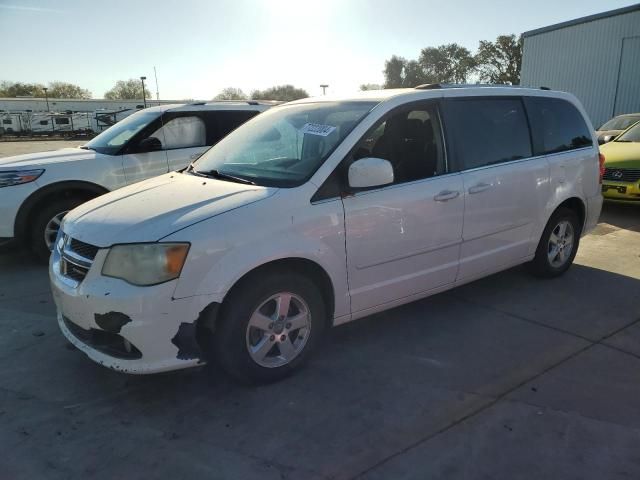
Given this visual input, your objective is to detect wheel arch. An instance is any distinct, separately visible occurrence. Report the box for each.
[14,180,109,241]
[553,196,586,232]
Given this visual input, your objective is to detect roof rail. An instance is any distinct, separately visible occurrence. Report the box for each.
[415,83,554,91]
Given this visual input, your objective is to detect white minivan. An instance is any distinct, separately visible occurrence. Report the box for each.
[50,86,603,383]
[0,101,271,260]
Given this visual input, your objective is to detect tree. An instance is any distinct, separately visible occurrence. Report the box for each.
[0,81,46,97]
[419,43,476,84]
[214,87,247,100]
[383,55,407,88]
[46,81,91,99]
[360,83,382,91]
[104,79,152,100]
[251,85,308,102]
[0,80,91,98]
[475,34,523,85]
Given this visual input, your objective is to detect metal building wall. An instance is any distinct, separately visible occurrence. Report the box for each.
[520,8,640,127]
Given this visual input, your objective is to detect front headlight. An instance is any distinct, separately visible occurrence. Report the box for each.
[102,243,190,286]
[0,169,45,188]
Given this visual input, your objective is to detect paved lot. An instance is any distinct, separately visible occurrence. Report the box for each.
[0,139,86,158]
[0,140,639,479]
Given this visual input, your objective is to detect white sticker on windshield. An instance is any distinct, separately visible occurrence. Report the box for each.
[300,122,337,137]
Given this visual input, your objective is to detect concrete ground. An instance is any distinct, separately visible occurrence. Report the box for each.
[0,139,86,158]
[0,140,639,479]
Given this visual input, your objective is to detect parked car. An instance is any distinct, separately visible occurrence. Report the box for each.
[596,113,640,144]
[0,101,272,260]
[50,85,603,383]
[600,120,640,202]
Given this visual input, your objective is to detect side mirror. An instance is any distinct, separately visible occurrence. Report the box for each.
[348,157,394,189]
[602,134,616,144]
[134,136,163,153]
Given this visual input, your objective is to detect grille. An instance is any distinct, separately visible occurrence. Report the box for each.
[603,168,640,183]
[69,238,99,260]
[61,258,89,282]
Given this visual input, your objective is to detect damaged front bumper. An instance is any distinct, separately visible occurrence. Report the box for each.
[50,239,222,374]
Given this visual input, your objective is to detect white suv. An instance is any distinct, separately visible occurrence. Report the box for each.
[0,101,272,260]
[50,86,603,383]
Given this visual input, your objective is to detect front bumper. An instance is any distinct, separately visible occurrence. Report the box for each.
[602,181,640,202]
[0,181,39,238]
[50,238,221,374]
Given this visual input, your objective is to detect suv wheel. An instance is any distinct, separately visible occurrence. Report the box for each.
[30,197,85,263]
[528,207,581,278]
[212,271,326,384]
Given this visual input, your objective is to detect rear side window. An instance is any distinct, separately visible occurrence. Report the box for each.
[524,97,592,155]
[445,98,532,171]
[205,110,259,146]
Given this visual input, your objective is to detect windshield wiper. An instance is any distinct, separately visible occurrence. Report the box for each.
[192,169,256,185]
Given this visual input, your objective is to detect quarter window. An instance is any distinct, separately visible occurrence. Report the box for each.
[524,97,592,155]
[446,98,532,170]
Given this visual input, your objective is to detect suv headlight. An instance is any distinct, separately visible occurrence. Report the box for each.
[0,169,44,188]
[102,243,190,286]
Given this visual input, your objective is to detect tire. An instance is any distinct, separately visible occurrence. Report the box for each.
[212,271,327,384]
[527,207,581,278]
[30,196,86,263]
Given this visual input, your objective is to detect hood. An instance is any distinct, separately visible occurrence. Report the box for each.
[62,172,278,247]
[600,142,640,169]
[0,147,97,168]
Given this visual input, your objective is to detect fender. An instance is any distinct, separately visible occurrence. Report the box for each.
[14,180,109,240]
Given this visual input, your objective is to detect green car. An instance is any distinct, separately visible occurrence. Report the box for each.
[600,120,640,202]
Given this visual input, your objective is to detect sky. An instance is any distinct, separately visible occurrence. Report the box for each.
[1,0,638,100]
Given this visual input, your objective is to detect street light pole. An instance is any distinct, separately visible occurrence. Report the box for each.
[43,87,50,111]
[320,84,329,95]
[140,76,147,108]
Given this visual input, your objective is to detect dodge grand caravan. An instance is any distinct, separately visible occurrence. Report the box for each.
[0,101,272,260]
[50,85,603,383]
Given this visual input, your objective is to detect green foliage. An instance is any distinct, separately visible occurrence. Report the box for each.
[360,83,382,91]
[251,85,309,102]
[46,81,91,99]
[475,34,523,85]
[104,79,152,100]
[0,81,46,97]
[214,87,248,100]
[381,34,522,88]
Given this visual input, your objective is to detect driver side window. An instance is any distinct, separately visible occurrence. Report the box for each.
[148,115,206,150]
[354,103,446,185]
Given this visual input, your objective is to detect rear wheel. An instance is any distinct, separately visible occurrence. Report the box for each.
[30,196,86,263]
[528,207,581,278]
[212,271,326,384]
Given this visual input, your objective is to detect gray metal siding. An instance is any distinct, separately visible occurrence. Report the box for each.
[521,10,640,127]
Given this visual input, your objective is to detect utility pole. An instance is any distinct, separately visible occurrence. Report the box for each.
[140,76,147,108]
[43,87,50,111]
[153,66,160,105]
[320,84,329,95]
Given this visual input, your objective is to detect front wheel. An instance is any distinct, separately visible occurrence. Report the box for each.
[212,271,326,384]
[30,196,86,263]
[527,207,581,278]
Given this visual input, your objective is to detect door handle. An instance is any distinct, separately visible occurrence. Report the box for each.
[434,190,460,202]
[468,182,492,194]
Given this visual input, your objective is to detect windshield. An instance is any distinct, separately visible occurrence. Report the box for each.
[600,116,640,131]
[615,121,640,143]
[84,111,161,155]
[191,101,377,187]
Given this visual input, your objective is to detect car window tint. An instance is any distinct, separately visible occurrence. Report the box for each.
[150,115,206,150]
[353,102,445,184]
[446,98,532,170]
[208,111,259,145]
[524,97,592,155]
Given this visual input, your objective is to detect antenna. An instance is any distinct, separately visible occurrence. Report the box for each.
[154,66,160,105]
